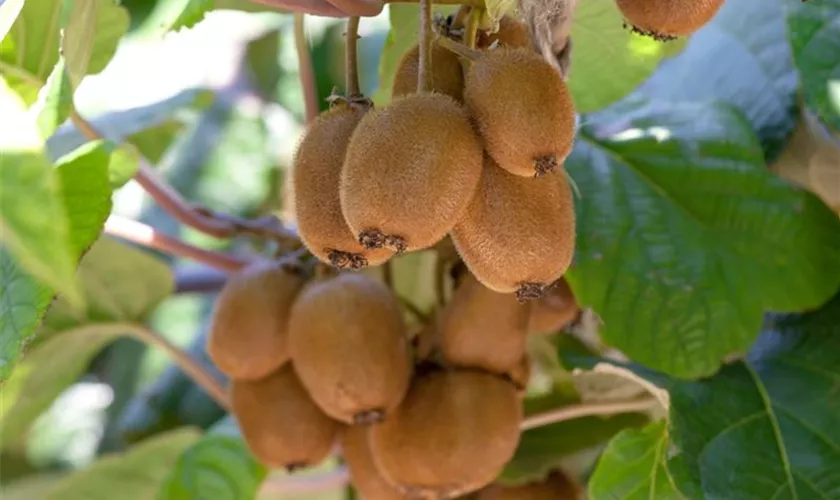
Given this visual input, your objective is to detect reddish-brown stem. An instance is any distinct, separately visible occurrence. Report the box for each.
[69,110,298,246]
[246,0,479,16]
[345,17,362,97]
[104,215,252,272]
[417,0,434,92]
[120,323,230,411]
[294,13,319,125]
[248,0,346,16]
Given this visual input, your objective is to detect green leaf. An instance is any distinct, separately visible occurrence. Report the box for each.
[0,0,63,103]
[0,238,173,442]
[589,421,685,500]
[633,0,798,159]
[160,416,267,500]
[0,0,25,45]
[30,58,72,138]
[62,0,130,89]
[0,78,82,308]
[42,428,201,500]
[565,99,840,378]
[568,2,685,113]
[788,0,840,133]
[669,303,840,499]
[141,0,215,35]
[0,139,114,382]
[0,250,54,382]
[372,4,459,105]
[500,413,648,484]
[55,141,113,254]
[581,293,840,499]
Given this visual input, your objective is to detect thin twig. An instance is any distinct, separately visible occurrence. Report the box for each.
[120,323,230,411]
[465,7,482,48]
[345,17,362,97]
[520,397,660,431]
[104,215,252,272]
[417,0,434,92]
[246,0,479,16]
[69,110,298,246]
[294,13,319,125]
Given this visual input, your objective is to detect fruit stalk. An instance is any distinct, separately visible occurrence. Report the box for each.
[345,17,362,96]
[417,0,434,92]
[464,7,483,49]
[294,13,319,124]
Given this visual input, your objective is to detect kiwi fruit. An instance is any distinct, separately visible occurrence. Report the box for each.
[476,16,532,49]
[206,260,305,380]
[464,48,576,177]
[230,364,339,470]
[293,103,394,269]
[440,273,531,375]
[392,43,465,101]
[528,278,580,334]
[616,0,726,40]
[341,93,483,253]
[476,470,581,499]
[507,355,531,395]
[288,273,412,424]
[341,425,407,500]
[369,368,522,498]
[451,156,575,301]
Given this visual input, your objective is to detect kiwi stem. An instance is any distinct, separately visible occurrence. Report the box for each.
[435,35,482,61]
[464,6,482,49]
[345,17,362,97]
[121,323,231,411]
[417,0,434,93]
[294,13,319,124]
[70,109,300,246]
[104,215,252,272]
[520,397,660,431]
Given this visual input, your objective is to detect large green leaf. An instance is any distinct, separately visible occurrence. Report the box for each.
[160,416,267,500]
[567,1,684,113]
[0,0,128,100]
[0,78,82,308]
[500,412,648,485]
[565,99,840,378]
[577,292,840,499]
[42,428,200,499]
[0,140,113,382]
[589,421,684,500]
[632,0,798,159]
[788,0,840,133]
[0,0,63,103]
[0,238,173,443]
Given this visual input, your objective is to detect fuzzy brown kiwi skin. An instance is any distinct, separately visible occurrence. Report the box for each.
[617,0,726,40]
[392,42,465,101]
[231,364,339,470]
[341,93,483,253]
[476,470,581,500]
[292,104,394,270]
[206,260,305,380]
[529,278,580,334]
[288,273,412,424]
[451,156,575,301]
[440,273,531,375]
[476,16,533,49]
[340,426,407,500]
[369,368,522,498]
[465,48,576,178]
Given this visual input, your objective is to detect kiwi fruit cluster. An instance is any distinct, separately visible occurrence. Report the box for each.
[290,11,577,302]
[616,0,726,40]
